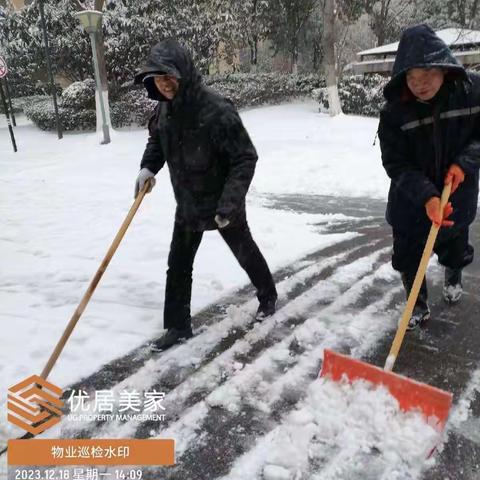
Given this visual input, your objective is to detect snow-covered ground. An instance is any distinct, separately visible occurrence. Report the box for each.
[0,101,385,406]
[3,101,467,478]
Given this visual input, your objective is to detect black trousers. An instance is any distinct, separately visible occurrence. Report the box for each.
[163,222,277,330]
[392,225,474,274]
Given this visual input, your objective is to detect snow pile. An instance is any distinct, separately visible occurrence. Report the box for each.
[225,378,441,480]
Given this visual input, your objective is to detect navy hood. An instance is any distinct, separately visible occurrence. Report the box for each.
[383,24,467,102]
[134,39,202,102]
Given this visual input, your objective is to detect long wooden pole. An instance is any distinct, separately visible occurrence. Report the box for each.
[385,183,452,372]
[40,180,152,380]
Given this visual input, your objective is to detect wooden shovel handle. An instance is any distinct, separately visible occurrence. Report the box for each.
[40,179,153,380]
[385,182,452,372]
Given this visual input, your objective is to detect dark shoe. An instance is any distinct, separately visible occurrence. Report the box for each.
[401,271,430,330]
[151,327,193,351]
[255,297,277,321]
[443,268,463,304]
[407,306,431,331]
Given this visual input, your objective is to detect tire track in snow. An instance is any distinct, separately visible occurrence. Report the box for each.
[51,231,375,439]
[130,245,392,441]
[63,232,367,397]
[64,239,389,442]
[204,288,417,480]
[136,256,401,479]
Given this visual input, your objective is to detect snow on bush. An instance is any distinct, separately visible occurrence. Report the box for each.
[24,79,98,131]
[110,89,157,128]
[204,73,326,109]
[315,74,388,117]
[60,79,96,110]
[24,74,388,131]
[24,99,96,131]
[24,89,155,131]
[24,74,325,131]
[0,95,47,115]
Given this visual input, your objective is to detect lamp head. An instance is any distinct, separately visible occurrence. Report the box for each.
[75,10,102,35]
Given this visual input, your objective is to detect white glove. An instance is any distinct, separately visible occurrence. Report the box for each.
[134,168,156,198]
[215,214,230,229]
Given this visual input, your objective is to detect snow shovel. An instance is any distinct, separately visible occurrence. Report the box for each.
[320,183,453,431]
[0,179,155,455]
[0,180,154,456]
[40,179,154,381]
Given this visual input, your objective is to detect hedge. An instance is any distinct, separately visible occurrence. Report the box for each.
[23,74,388,131]
[314,75,388,117]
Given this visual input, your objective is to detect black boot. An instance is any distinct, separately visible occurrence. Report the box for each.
[151,326,193,351]
[443,267,463,304]
[401,271,430,330]
[255,296,277,321]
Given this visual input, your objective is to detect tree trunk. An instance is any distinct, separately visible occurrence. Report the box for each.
[323,0,342,116]
[250,35,258,71]
[470,0,480,26]
[250,0,258,70]
[459,0,467,27]
[292,49,298,74]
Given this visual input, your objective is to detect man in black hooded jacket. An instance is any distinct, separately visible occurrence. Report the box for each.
[379,25,480,329]
[134,39,277,350]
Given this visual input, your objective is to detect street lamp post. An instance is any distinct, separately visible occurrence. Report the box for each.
[38,0,63,139]
[75,10,110,145]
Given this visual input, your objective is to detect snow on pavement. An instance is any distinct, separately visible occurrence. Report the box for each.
[224,380,440,480]
[1,102,386,443]
[1,102,451,479]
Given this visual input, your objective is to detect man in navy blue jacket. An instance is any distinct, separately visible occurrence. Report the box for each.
[379,25,480,329]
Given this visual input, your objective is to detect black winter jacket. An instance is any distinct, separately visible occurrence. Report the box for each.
[135,39,257,231]
[379,25,480,234]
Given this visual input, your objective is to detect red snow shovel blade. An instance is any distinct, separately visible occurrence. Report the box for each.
[320,349,453,430]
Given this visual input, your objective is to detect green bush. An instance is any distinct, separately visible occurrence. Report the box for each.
[110,89,156,128]
[205,73,325,109]
[22,74,388,131]
[24,99,96,131]
[60,79,96,109]
[314,75,388,117]
[23,73,326,131]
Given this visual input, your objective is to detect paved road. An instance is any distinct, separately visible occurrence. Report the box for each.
[7,194,478,479]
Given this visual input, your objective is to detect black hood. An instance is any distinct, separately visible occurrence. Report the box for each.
[134,39,202,102]
[384,24,467,102]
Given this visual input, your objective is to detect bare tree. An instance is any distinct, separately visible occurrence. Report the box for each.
[361,0,413,45]
[323,0,342,115]
[273,0,318,73]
